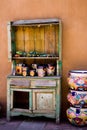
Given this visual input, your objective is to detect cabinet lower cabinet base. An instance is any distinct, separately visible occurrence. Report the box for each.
[7,109,60,123]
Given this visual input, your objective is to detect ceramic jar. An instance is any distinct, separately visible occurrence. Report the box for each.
[32,64,37,70]
[68,70,87,91]
[22,67,27,76]
[37,66,45,77]
[67,70,87,126]
[67,90,87,108]
[47,64,55,76]
[66,107,87,126]
[16,63,23,75]
[30,70,35,77]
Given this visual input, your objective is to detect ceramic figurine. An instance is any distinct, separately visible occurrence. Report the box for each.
[47,64,55,76]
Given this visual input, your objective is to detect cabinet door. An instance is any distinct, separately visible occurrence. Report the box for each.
[33,89,55,113]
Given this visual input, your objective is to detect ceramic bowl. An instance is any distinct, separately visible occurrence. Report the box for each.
[67,90,87,108]
[68,70,87,90]
[66,107,87,126]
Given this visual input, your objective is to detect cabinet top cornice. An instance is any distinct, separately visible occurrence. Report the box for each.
[12,18,61,26]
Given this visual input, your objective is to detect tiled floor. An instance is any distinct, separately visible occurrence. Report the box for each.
[0,117,87,130]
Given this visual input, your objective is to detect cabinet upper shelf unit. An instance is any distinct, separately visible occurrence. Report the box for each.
[7,18,62,122]
[7,18,62,61]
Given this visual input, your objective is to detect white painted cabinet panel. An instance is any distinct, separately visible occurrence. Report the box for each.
[33,89,55,112]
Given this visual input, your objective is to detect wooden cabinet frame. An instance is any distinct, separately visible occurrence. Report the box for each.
[7,18,62,123]
[7,77,61,123]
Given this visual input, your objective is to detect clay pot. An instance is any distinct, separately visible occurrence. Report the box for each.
[68,70,87,91]
[67,90,87,108]
[66,107,87,126]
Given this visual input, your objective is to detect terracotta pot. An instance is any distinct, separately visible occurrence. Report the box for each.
[66,107,87,126]
[68,70,87,90]
[67,90,87,108]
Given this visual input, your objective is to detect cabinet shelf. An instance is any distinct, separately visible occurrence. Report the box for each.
[8,75,61,79]
[12,56,59,60]
[11,108,55,118]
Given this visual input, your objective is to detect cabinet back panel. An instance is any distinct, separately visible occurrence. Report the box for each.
[13,91,29,109]
[45,25,55,54]
[24,27,35,52]
[14,25,59,54]
[15,27,25,51]
[55,26,59,55]
[34,26,45,52]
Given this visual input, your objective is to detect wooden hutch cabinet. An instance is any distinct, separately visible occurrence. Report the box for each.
[7,18,62,123]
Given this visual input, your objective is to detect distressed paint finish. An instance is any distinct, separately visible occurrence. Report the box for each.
[56,79,61,123]
[7,79,11,121]
[7,22,12,61]
[7,19,62,123]
[33,89,55,111]
[7,76,61,122]
[58,20,62,61]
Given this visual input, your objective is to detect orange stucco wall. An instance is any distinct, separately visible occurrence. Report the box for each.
[0,0,87,119]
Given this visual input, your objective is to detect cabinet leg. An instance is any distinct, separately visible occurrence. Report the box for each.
[56,118,60,124]
[7,114,10,121]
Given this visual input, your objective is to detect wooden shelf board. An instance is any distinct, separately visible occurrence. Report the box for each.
[12,57,59,60]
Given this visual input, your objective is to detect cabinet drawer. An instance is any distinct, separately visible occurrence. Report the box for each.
[31,80,56,88]
[10,79,30,87]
